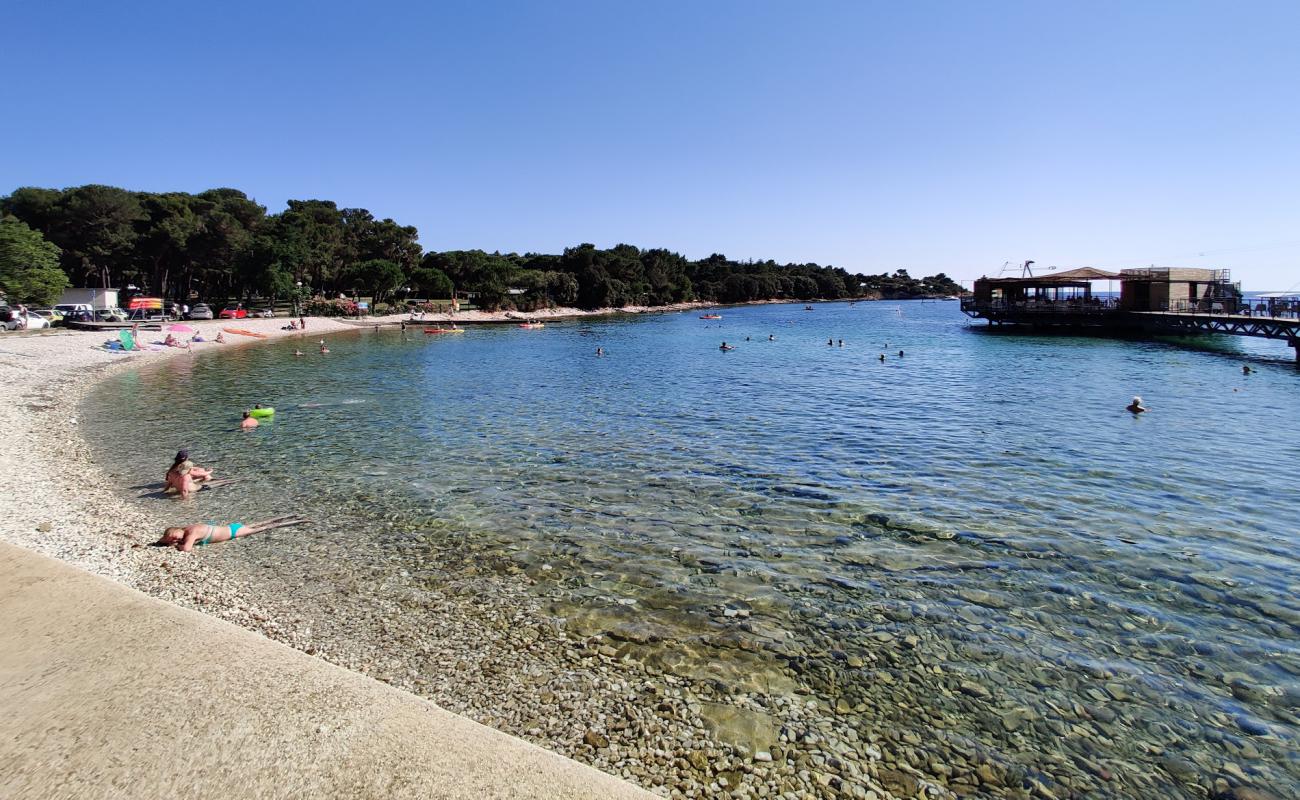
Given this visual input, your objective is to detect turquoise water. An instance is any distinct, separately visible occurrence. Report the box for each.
[84,302,1300,796]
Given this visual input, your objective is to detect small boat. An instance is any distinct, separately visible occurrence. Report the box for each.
[699,314,722,320]
[804,305,814,311]
[423,327,464,334]
[518,322,545,329]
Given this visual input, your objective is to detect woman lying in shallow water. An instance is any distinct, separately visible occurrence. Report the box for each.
[154,515,309,551]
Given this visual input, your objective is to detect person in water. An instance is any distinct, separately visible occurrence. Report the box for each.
[827,338,834,346]
[720,341,735,351]
[595,347,604,356]
[164,464,198,498]
[838,339,844,347]
[768,334,774,341]
[319,341,330,354]
[154,516,308,552]
[167,449,212,485]
[241,411,259,429]
[294,349,304,357]
[1242,364,1253,375]
[898,350,904,357]
[1126,395,1148,414]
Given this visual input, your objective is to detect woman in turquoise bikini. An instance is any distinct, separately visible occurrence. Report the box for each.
[154,515,308,552]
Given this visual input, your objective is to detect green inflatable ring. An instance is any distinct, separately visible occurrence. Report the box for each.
[249,407,275,419]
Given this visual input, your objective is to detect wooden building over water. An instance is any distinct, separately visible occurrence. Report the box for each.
[1117,267,1236,312]
[962,265,1300,362]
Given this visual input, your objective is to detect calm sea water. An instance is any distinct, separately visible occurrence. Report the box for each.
[84,301,1300,796]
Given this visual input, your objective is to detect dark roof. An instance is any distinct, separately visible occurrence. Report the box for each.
[976,266,1120,285]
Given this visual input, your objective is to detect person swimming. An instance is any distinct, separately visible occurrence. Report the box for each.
[319,342,330,354]
[898,350,904,357]
[720,342,735,351]
[768,334,774,341]
[595,347,604,356]
[828,338,834,346]
[879,353,886,362]
[1242,364,1253,374]
[1126,395,1148,414]
[241,411,259,429]
[294,349,304,357]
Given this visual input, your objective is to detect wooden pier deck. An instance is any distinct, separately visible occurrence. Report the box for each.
[961,301,1300,362]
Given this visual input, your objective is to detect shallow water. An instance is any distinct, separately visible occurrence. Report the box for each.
[85,302,1300,797]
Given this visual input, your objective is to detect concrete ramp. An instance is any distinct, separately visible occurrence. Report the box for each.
[0,542,655,800]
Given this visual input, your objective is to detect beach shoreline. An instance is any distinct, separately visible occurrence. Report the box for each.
[0,307,881,800]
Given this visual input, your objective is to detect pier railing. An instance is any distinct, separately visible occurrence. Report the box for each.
[961,298,1120,316]
[1163,299,1300,318]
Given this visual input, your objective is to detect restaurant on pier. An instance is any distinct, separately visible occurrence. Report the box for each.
[962,266,1300,361]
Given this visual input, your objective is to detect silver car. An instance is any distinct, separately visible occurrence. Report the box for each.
[188,303,214,320]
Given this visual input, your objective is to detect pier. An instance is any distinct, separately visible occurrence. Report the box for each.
[962,267,1300,362]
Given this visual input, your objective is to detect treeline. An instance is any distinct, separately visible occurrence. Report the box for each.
[0,184,962,310]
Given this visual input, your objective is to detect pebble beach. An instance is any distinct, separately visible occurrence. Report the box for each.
[1,312,906,800]
[4,309,1295,800]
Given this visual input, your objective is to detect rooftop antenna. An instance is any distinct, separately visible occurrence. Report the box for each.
[1021,260,1036,277]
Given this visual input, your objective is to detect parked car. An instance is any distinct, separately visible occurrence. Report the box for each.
[188,303,214,320]
[30,308,64,326]
[1,308,52,330]
[95,307,129,322]
[219,305,247,319]
[54,303,94,318]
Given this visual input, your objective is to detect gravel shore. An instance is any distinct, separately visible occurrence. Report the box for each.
[1,312,903,800]
[8,313,1289,800]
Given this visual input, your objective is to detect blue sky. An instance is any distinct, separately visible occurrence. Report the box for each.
[3,1,1298,289]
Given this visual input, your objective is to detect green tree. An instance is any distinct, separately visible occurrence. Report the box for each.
[408,265,453,300]
[51,185,146,288]
[342,259,405,305]
[0,216,68,305]
[136,192,201,299]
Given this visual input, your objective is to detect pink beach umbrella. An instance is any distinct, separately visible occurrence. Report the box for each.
[168,323,196,333]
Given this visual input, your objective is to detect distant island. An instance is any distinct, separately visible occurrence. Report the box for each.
[0,184,963,311]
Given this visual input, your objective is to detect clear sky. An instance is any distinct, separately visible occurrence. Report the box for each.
[3,1,1298,289]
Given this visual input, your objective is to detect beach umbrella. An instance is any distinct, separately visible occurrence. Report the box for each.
[168,323,196,333]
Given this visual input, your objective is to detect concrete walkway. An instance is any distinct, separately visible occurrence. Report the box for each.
[0,542,656,799]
